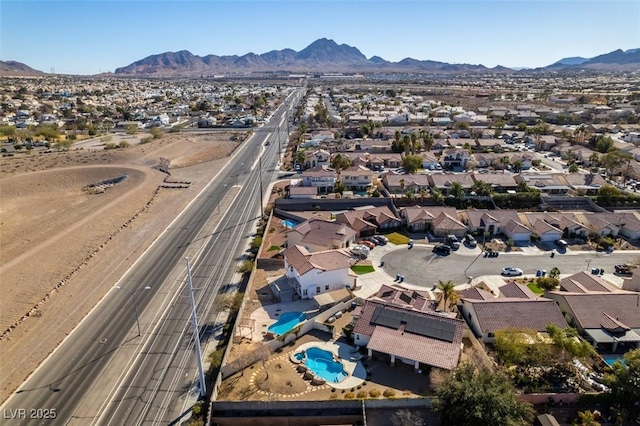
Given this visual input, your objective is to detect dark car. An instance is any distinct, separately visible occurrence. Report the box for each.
[433,244,451,255]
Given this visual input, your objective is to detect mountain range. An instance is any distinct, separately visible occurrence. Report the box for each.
[0,60,44,75]
[3,40,639,76]
[113,39,640,75]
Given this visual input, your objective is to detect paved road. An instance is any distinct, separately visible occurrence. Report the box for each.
[0,89,304,425]
[381,246,639,288]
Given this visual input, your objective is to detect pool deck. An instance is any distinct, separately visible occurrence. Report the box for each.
[248,300,319,342]
[293,341,366,390]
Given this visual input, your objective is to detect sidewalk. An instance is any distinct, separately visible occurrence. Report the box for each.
[352,242,436,299]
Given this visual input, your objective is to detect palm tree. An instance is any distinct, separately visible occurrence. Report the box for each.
[431,189,445,205]
[436,280,458,312]
[472,180,492,196]
[402,134,411,154]
[410,133,418,154]
[549,267,561,279]
[589,152,600,167]
[399,178,406,194]
[512,159,523,173]
[450,181,464,198]
[500,155,510,174]
[330,153,352,183]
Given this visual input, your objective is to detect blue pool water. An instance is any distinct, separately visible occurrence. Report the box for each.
[281,219,300,229]
[293,352,305,361]
[267,311,305,336]
[304,347,348,383]
[601,354,627,367]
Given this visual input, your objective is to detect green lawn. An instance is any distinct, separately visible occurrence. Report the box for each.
[386,232,410,245]
[351,265,375,275]
[267,245,280,252]
[527,282,544,295]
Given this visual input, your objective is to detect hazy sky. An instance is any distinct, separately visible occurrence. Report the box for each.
[1,0,639,75]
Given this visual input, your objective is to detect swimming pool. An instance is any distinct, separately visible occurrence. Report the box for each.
[281,219,300,229]
[267,311,305,336]
[303,347,347,383]
[601,354,627,367]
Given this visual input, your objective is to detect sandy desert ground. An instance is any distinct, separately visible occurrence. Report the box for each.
[0,130,247,402]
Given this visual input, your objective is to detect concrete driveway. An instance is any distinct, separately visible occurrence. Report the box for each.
[380,245,640,289]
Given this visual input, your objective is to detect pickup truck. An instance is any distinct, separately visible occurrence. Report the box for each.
[615,264,633,275]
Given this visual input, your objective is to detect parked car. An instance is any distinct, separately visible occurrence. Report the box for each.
[433,244,451,255]
[465,234,477,247]
[446,235,461,250]
[358,240,375,250]
[373,235,388,245]
[615,264,633,275]
[556,239,568,249]
[502,267,523,276]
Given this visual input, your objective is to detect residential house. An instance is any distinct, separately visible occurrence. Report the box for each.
[474,138,504,151]
[382,174,431,195]
[579,213,621,237]
[340,165,374,192]
[283,245,356,300]
[300,167,336,194]
[458,296,568,343]
[353,286,464,370]
[287,219,356,253]
[515,173,571,194]
[442,149,473,170]
[334,206,401,237]
[546,284,640,352]
[288,186,318,199]
[428,173,475,195]
[432,211,467,238]
[471,173,518,193]
[421,151,440,170]
[525,216,563,242]
[400,206,458,232]
[563,173,607,195]
[304,149,331,169]
[464,209,525,239]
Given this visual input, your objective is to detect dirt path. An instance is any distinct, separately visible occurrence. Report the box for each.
[0,131,245,403]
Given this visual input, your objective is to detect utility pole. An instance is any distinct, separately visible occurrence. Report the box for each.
[185,257,206,397]
[259,156,264,218]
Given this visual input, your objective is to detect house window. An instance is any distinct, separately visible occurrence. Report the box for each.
[303,289,307,296]
[488,332,494,338]
[325,285,329,291]
[316,286,321,294]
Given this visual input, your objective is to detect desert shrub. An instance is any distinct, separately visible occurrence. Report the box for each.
[345,392,355,399]
[368,389,381,398]
[118,141,130,148]
[236,259,254,273]
[356,391,367,399]
[104,142,117,149]
[329,394,338,400]
[383,389,396,398]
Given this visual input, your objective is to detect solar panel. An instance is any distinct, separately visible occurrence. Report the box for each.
[399,293,413,304]
[405,316,456,342]
[372,306,404,329]
[411,291,421,299]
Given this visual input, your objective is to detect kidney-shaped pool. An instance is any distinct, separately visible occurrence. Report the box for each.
[303,346,347,383]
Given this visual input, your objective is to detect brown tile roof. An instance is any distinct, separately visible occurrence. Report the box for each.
[371,284,436,312]
[289,218,356,249]
[464,299,568,334]
[355,300,464,370]
[433,212,467,231]
[457,286,494,300]
[499,282,537,299]
[549,292,640,329]
[283,245,353,275]
[559,272,617,293]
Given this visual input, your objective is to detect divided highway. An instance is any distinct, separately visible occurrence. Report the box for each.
[1,89,304,425]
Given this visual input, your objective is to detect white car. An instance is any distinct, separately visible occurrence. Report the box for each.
[502,267,523,277]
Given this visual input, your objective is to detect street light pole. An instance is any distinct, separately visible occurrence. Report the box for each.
[185,257,207,397]
[115,285,150,337]
[259,155,264,218]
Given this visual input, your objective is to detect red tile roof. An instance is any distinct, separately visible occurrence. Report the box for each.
[354,300,464,370]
